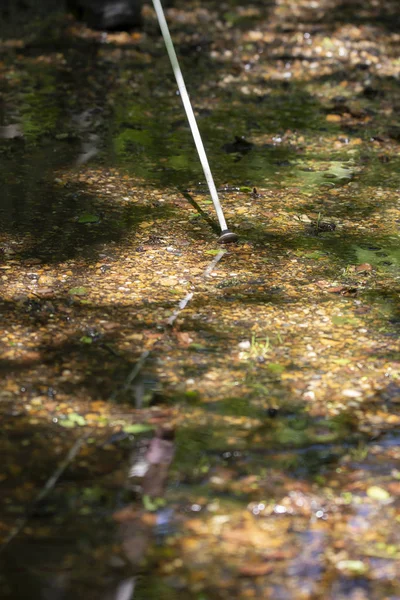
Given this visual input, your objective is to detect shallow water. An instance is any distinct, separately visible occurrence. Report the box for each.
[1,1,400,599]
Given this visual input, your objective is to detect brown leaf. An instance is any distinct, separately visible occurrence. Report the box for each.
[34,287,55,297]
[341,288,358,296]
[84,412,99,420]
[175,331,193,347]
[113,506,140,523]
[239,563,274,577]
[387,482,400,496]
[327,286,358,296]
[264,550,296,560]
[21,351,41,362]
[315,280,329,289]
[102,321,122,331]
[159,276,177,286]
[355,263,373,273]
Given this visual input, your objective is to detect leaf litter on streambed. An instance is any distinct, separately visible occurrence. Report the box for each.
[1,0,400,597]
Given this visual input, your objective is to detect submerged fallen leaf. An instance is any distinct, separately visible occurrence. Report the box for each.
[327,286,358,296]
[175,331,193,346]
[113,506,140,522]
[326,114,342,123]
[239,563,274,576]
[139,221,154,229]
[366,486,391,501]
[59,412,86,428]
[337,560,367,574]
[77,213,100,224]
[69,287,87,296]
[123,424,154,434]
[355,262,373,273]
[159,277,177,286]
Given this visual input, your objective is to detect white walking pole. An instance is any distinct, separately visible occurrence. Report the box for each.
[151,0,238,243]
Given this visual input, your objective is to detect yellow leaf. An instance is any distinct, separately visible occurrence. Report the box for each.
[139,221,154,229]
[326,114,342,123]
[159,277,177,286]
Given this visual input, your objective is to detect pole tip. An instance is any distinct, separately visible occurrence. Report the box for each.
[218,229,239,244]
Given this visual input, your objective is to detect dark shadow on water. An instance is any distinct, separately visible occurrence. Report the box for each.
[326,0,400,32]
[0,172,176,263]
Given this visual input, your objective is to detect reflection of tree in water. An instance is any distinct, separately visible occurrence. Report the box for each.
[1,426,175,599]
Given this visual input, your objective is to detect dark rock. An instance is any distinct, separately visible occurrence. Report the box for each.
[388,126,400,142]
[274,160,292,167]
[222,136,254,155]
[363,85,383,99]
[67,0,143,30]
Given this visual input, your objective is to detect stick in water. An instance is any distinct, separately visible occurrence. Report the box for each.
[151,0,238,243]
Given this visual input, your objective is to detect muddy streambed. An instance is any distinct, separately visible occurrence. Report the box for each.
[0,1,400,598]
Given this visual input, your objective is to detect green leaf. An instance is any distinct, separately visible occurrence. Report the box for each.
[59,413,86,428]
[142,495,158,511]
[69,287,87,296]
[189,343,207,351]
[59,420,76,428]
[123,424,153,434]
[304,251,326,260]
[333,358,351,366]
[332,315,358,326]
[341,492,353,504]
[80,336,93,344]
[69,413,86,426]
[337,560,367,574]
[185,390,201,402]
[367,486,391,501]
[78,213,100,224]
[267,363,285,374]
[205,249,222,255]
[58,413,87,428]
[142,494,166,511]
[83,486,104,501]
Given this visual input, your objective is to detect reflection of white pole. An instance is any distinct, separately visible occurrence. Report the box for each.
[152,0,228,232]
[114,577,136,600]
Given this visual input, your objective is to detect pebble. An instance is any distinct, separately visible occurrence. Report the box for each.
[342,389,362,398]
[238,340,251,350]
